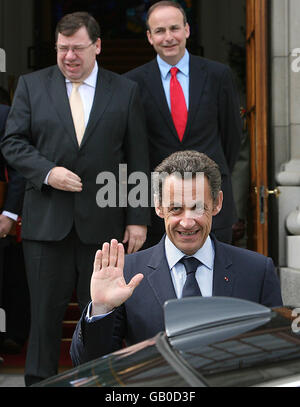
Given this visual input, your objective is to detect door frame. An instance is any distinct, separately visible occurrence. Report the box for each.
[246,0,269,255]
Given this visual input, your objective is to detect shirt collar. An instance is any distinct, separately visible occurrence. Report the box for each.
[65,61,98,88]
[165,234,214,271]
[157,49,189,79]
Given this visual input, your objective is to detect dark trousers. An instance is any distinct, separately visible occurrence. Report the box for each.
[23,228,100,386]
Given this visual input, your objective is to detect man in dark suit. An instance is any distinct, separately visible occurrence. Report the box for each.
[0,103,27,362]
[1,12,150,385]
[125,1,242,246]
[70,151,282,366]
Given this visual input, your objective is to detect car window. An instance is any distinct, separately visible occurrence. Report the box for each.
[178,311,300,387]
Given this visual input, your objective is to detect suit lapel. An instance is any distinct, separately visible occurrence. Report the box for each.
[80,67,113,148]
[144,56,208,143]
[143,60,179,140]
[212,236,236,297]
[146,237,177,307]
[144,234,236,304]
[46,66,114,149]
[46,66,78,149]
[183,55,208,142]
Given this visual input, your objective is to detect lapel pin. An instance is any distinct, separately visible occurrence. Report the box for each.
[224,276,229,282]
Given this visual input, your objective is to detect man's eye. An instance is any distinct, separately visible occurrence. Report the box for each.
[171,207,182,213]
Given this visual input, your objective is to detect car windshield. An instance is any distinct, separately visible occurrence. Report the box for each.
[178,308,300,387]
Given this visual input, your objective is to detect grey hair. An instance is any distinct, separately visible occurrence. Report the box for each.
[153,150,221,205]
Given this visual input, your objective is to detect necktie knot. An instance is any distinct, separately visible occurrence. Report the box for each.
[180,256,200,275]
[170,67,179,77]
[71,81,83,89]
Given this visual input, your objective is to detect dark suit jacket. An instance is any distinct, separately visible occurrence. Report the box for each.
[70,235,283,365]
[1,66,150,244]
[125,54,242,231]
[0,104,25,215]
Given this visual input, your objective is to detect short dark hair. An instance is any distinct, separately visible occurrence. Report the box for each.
[146,1,187,30]
[153,151,221,205]
[55,11,101,43]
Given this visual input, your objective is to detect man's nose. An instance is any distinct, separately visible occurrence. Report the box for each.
[164,29,173,41]
[65,48,77,58]
[179,211,196,228]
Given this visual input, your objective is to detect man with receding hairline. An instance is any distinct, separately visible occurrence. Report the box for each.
[125,0,242,247]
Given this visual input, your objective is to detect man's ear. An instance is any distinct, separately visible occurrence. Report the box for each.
[147,30,153,46]
[95,38,101,55]
[154,198,164,219]
[212,191,223,216]
[185,23,190,39]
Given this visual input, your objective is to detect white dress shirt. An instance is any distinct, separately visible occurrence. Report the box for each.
[44,62,98,184]
[65,62,98,126]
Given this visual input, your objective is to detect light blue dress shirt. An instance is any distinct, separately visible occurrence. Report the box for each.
[165,235,215,298]
[157,50,190,110]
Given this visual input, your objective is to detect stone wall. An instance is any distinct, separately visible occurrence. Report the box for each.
[271,0,300,306]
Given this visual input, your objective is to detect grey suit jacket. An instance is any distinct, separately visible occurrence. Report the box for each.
[70,235,282,365]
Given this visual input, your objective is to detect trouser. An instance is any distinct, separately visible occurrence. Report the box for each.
[23,228,100,386]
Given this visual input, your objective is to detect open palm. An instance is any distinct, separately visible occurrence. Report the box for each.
[90,239,144,314]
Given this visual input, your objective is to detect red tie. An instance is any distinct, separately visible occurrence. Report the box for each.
[170,67,187,142]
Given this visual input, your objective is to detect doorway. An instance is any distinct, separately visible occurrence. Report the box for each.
[31,0,270,254]
[33,0,198,72]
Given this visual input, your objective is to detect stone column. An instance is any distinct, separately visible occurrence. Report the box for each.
[271,0,300,306]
